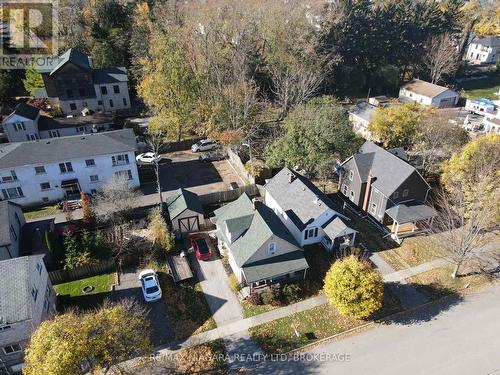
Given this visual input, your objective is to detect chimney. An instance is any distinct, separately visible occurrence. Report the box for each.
[252,197,258,210]
[362,173,373,212]
[288,172,295,184]
[314,195,320,205]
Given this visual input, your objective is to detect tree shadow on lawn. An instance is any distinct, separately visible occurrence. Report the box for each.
[57,291,113,312]
[380,283,463,326]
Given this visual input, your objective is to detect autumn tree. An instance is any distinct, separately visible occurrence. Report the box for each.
[369,102,429,149]
[265,96,363,178]
[324,256,384,319]
[24,301,151,375]
[81,192,96,228]
[422,33,459,84]
[148,207,175,253]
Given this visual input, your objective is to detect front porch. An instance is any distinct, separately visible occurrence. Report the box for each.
[321,216,358,252]
[385,202,437,244]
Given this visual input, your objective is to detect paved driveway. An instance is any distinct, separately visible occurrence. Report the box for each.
[112,269,175,346]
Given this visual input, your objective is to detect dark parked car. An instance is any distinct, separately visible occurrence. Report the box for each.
[198,151,227,163]
[191,236,212,261]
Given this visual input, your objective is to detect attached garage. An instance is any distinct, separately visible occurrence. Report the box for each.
[166,188,204,235]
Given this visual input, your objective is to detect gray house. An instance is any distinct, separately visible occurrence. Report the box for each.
[339,142,435,241]
[0,201,25,261]
[213,193,309,293]
[0,255,56,374]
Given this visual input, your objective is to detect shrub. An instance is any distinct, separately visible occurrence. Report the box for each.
[228,274,240,293]
[324,255,384,319]
[281,283,301,303]
[148,207,175,252]
[261,286,282,306]
[246,292,261,306]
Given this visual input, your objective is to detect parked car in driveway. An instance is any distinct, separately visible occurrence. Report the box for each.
[191,236,212,261]
[139,269,162,302]
[191,139,218,152]
[198,150,227,162]
[136,152,162,164]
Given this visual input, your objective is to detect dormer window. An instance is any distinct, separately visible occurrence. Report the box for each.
[392,191,399,199]
[13,122,26,131]
[268,242,276,255]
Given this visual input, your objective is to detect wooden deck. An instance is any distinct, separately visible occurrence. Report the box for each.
[166,254,193,283]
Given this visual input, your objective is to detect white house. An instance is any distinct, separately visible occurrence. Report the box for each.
[2,103,114,143]
[0,201,25,260]
[264,168,356,251]
[399,79,459,108]
[213,193,308,293]
[40,49,131,116]
[483,113,500,134]
[0,255,56,374]
[465,98,497,116]
[466,36,500,64]
[0,129,139,207]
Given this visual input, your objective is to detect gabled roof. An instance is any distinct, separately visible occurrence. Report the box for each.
[401,79,456,98]
[3,103,40,123]
[0,129,137,169]
[166,188,203,219]
[0,255,44,324]
[472,36,500,48]
[344,141,430,196]
[49,48,92,75]
[242,250,308,284]
[214,194,300,267]
[349,101,377,123]
[0,201,22,247]
[265,168,343,230]
[385,202,437,224]
[93,67,129,84]
[322,216,356,240]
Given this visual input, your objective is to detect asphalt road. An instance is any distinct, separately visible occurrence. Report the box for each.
[251,282,500,375]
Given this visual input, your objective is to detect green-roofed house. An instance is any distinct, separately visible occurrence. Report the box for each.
[41,48,131,116]
[166,189,204,234]
[213,193,309,293]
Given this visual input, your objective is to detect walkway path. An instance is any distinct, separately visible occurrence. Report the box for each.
[383,258,447,283]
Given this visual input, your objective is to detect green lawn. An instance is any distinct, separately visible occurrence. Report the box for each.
[23,204,60,221]
[54,273,116,310]
[249,287,402,354]
[158,272,216,340]
[242,301,277,318]
[459,75,500,99]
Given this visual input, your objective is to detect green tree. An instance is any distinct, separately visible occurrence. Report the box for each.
[94,230,112,260]
[0,71,15,105]
[23,66,45,96]
[369,102,429,149]
[265,96,363,178]
[324,256,384,319]
[63,232,93,270]
[24,302,151,375]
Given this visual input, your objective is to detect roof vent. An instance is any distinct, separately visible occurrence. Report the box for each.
[314,195,320,205]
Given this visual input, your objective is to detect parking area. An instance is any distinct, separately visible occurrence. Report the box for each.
[138,150,244,196]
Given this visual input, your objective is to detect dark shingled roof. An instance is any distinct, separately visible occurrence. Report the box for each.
[242,250,309,284]
[265,168,344,231]
[0,129,136,169]
[345,141,430,196]
[385,202,437,224]
[38,113,114,131]
[49,48,91,75]
[166,188,203,219]
[472,36,500,48]
[0,201,21,247]
[4,103,40,122]
[93,67,129,84]
[322,216,356,240]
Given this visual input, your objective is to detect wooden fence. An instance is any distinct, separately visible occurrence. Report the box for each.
[198,184,260,205]
[227,148,256,184]
[49,259,115,284]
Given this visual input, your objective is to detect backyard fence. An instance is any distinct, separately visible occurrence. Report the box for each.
[227,148,256,184]
[49,259,116,284]
[198,184,260,205]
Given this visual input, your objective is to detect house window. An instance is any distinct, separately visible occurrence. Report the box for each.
[112,154,129,166]
[304,228,316,240]
[1,170,17,182]
[31,287,38,302]
[123,97,127,106]
[402,189,409,198]
[268,242,276,255]
[115,170,132,180]
[113,85,120,94]
[3,344,22,355]
[371,203,377,215]
[2,187,24,199]
[85,159,95,167]
[42,197,49,203]
[59,162,73,173]
[49,130,60,138]
[109,99,114,108]
[69,103,77,110]
[349,190,355,201]
[40,182,51,190]
[27,133,38,140]
[348,170,354,181]
[35,166,46,174]
[13,122,26,131]
[90,175,99,182]
[77,126,85,133]
[10,225,17,241]
[342,184,348,195]
[36,262,42,275]
[101,86,108,95]
[392,191,399,199]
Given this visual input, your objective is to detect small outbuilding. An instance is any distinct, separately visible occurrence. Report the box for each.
[398,79,459,108]
[166,188,204,234]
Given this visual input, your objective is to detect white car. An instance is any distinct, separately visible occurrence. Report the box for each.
[191,139,218,152]
[139,270,162,302]
[136,152,162,164]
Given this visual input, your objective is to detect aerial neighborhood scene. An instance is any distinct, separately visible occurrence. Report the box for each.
[0,1,499,374]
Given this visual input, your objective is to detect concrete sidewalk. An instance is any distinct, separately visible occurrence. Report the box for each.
[384,258,448,283]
